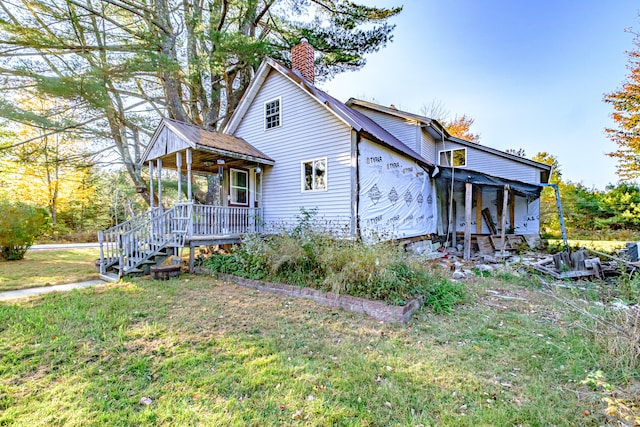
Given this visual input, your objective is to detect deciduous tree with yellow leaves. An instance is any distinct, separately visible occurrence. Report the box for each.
[0,97,102,236]
[604,29,640,180]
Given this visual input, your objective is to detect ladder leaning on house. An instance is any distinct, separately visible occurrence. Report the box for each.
[98,203,192,279]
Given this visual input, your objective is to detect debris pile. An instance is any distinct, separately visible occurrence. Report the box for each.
[411,237,640,283]
[526,249,605,280]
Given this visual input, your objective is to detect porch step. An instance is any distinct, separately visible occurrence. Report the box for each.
[99,273,119,282]
[125,256,149,263]
[113,266,144,274]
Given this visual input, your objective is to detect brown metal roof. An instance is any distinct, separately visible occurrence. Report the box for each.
[346,99,552,173]
[162,118,274,164]
[265,60,433,171]
[225,58,434,172]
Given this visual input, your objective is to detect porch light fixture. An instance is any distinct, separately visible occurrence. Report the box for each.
[203,161,215,167]
[255,166,262,173]
[217,159,225,165]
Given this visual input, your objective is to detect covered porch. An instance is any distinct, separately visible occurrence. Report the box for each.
[98,118,274,277]
[435,167,544,260]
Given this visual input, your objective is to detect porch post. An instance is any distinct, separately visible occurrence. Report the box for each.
[149,161,154,210]
[464,182,472,260]
[500,185,509,253]
[509,189,515,231]
[157,158,163,210]
[475,186,482,234]
[186,148,192,202]
[176,151,182,202]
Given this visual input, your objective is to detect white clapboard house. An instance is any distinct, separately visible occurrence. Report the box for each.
[98,39,551,278]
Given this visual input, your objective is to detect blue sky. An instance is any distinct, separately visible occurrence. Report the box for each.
[320,0,639,189]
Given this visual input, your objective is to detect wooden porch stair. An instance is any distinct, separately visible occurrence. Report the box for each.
[98,203,263,278]
[98,204,191,278]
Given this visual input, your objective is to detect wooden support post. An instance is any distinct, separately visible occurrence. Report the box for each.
[176,151,182,202]
[98,231,105,275]
[186,149,192,202]
[157,158,162,210]
[500,185,509,253]
[451,199,457,247]
[464,182,472,260]
[189,242,195,273]
[509,189,515,232]
[149,161,154,210]
[475,186,482,234]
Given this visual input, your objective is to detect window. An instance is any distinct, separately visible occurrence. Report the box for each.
[230,168,248,205]
[302,158,327,192]
[264,97,281,129]
[439,148,466,167]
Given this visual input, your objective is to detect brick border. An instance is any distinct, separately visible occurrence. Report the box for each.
[197,269,422,323]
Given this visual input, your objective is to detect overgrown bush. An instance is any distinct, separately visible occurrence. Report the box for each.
[0,200,49,260]
[613,270,640,304]
[203,215,466,311]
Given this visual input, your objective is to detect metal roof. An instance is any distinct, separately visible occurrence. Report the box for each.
[436,166,543,197]
[347,98,552,173]
[225,58,434,172]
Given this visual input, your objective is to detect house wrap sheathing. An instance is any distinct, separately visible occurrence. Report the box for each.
[358,139,437,241]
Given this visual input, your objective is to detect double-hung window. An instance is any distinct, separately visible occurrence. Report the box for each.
[230,168,249,205]
[302,158,327,192]
[438,148,467,167]
[264,97,281,129]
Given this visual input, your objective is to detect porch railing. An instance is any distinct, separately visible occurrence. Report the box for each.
[117,205,191,275]
[98,203,261,276]
[190,205,262,237]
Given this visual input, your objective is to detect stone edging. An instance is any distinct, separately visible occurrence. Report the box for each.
[196,269,422,323]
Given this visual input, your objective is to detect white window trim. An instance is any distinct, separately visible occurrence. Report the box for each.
[438,147,467,168]
[301,157,328,193]
[229,168,249,206]
[264,96,282,130]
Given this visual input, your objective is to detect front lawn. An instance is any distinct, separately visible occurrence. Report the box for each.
[0,275,636,425]
[0,248,99,292]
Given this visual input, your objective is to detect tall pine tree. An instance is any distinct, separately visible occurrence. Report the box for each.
[0,0,402,204]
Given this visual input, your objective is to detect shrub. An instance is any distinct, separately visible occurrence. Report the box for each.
[613,270,640,304]
[424,278,467,313]
[0,200,49,260]
[204,224,466,310]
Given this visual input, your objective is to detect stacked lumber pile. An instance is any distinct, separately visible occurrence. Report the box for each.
[528,249,603,280]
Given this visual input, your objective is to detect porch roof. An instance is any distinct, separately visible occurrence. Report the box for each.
[436,166,543,198]
[142,118,275,172]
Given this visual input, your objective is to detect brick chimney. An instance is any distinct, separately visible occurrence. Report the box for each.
[291,38,315,84]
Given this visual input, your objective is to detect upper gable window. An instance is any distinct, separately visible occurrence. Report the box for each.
[439,148,466,167]
[264,97,281,130]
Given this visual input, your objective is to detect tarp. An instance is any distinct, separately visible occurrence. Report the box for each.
[358,139,437,242]
[436,166,543,198]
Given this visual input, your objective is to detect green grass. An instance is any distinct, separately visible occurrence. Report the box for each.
[547,239,627,252]
[0,248,99,291]
[0,275,636,425]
